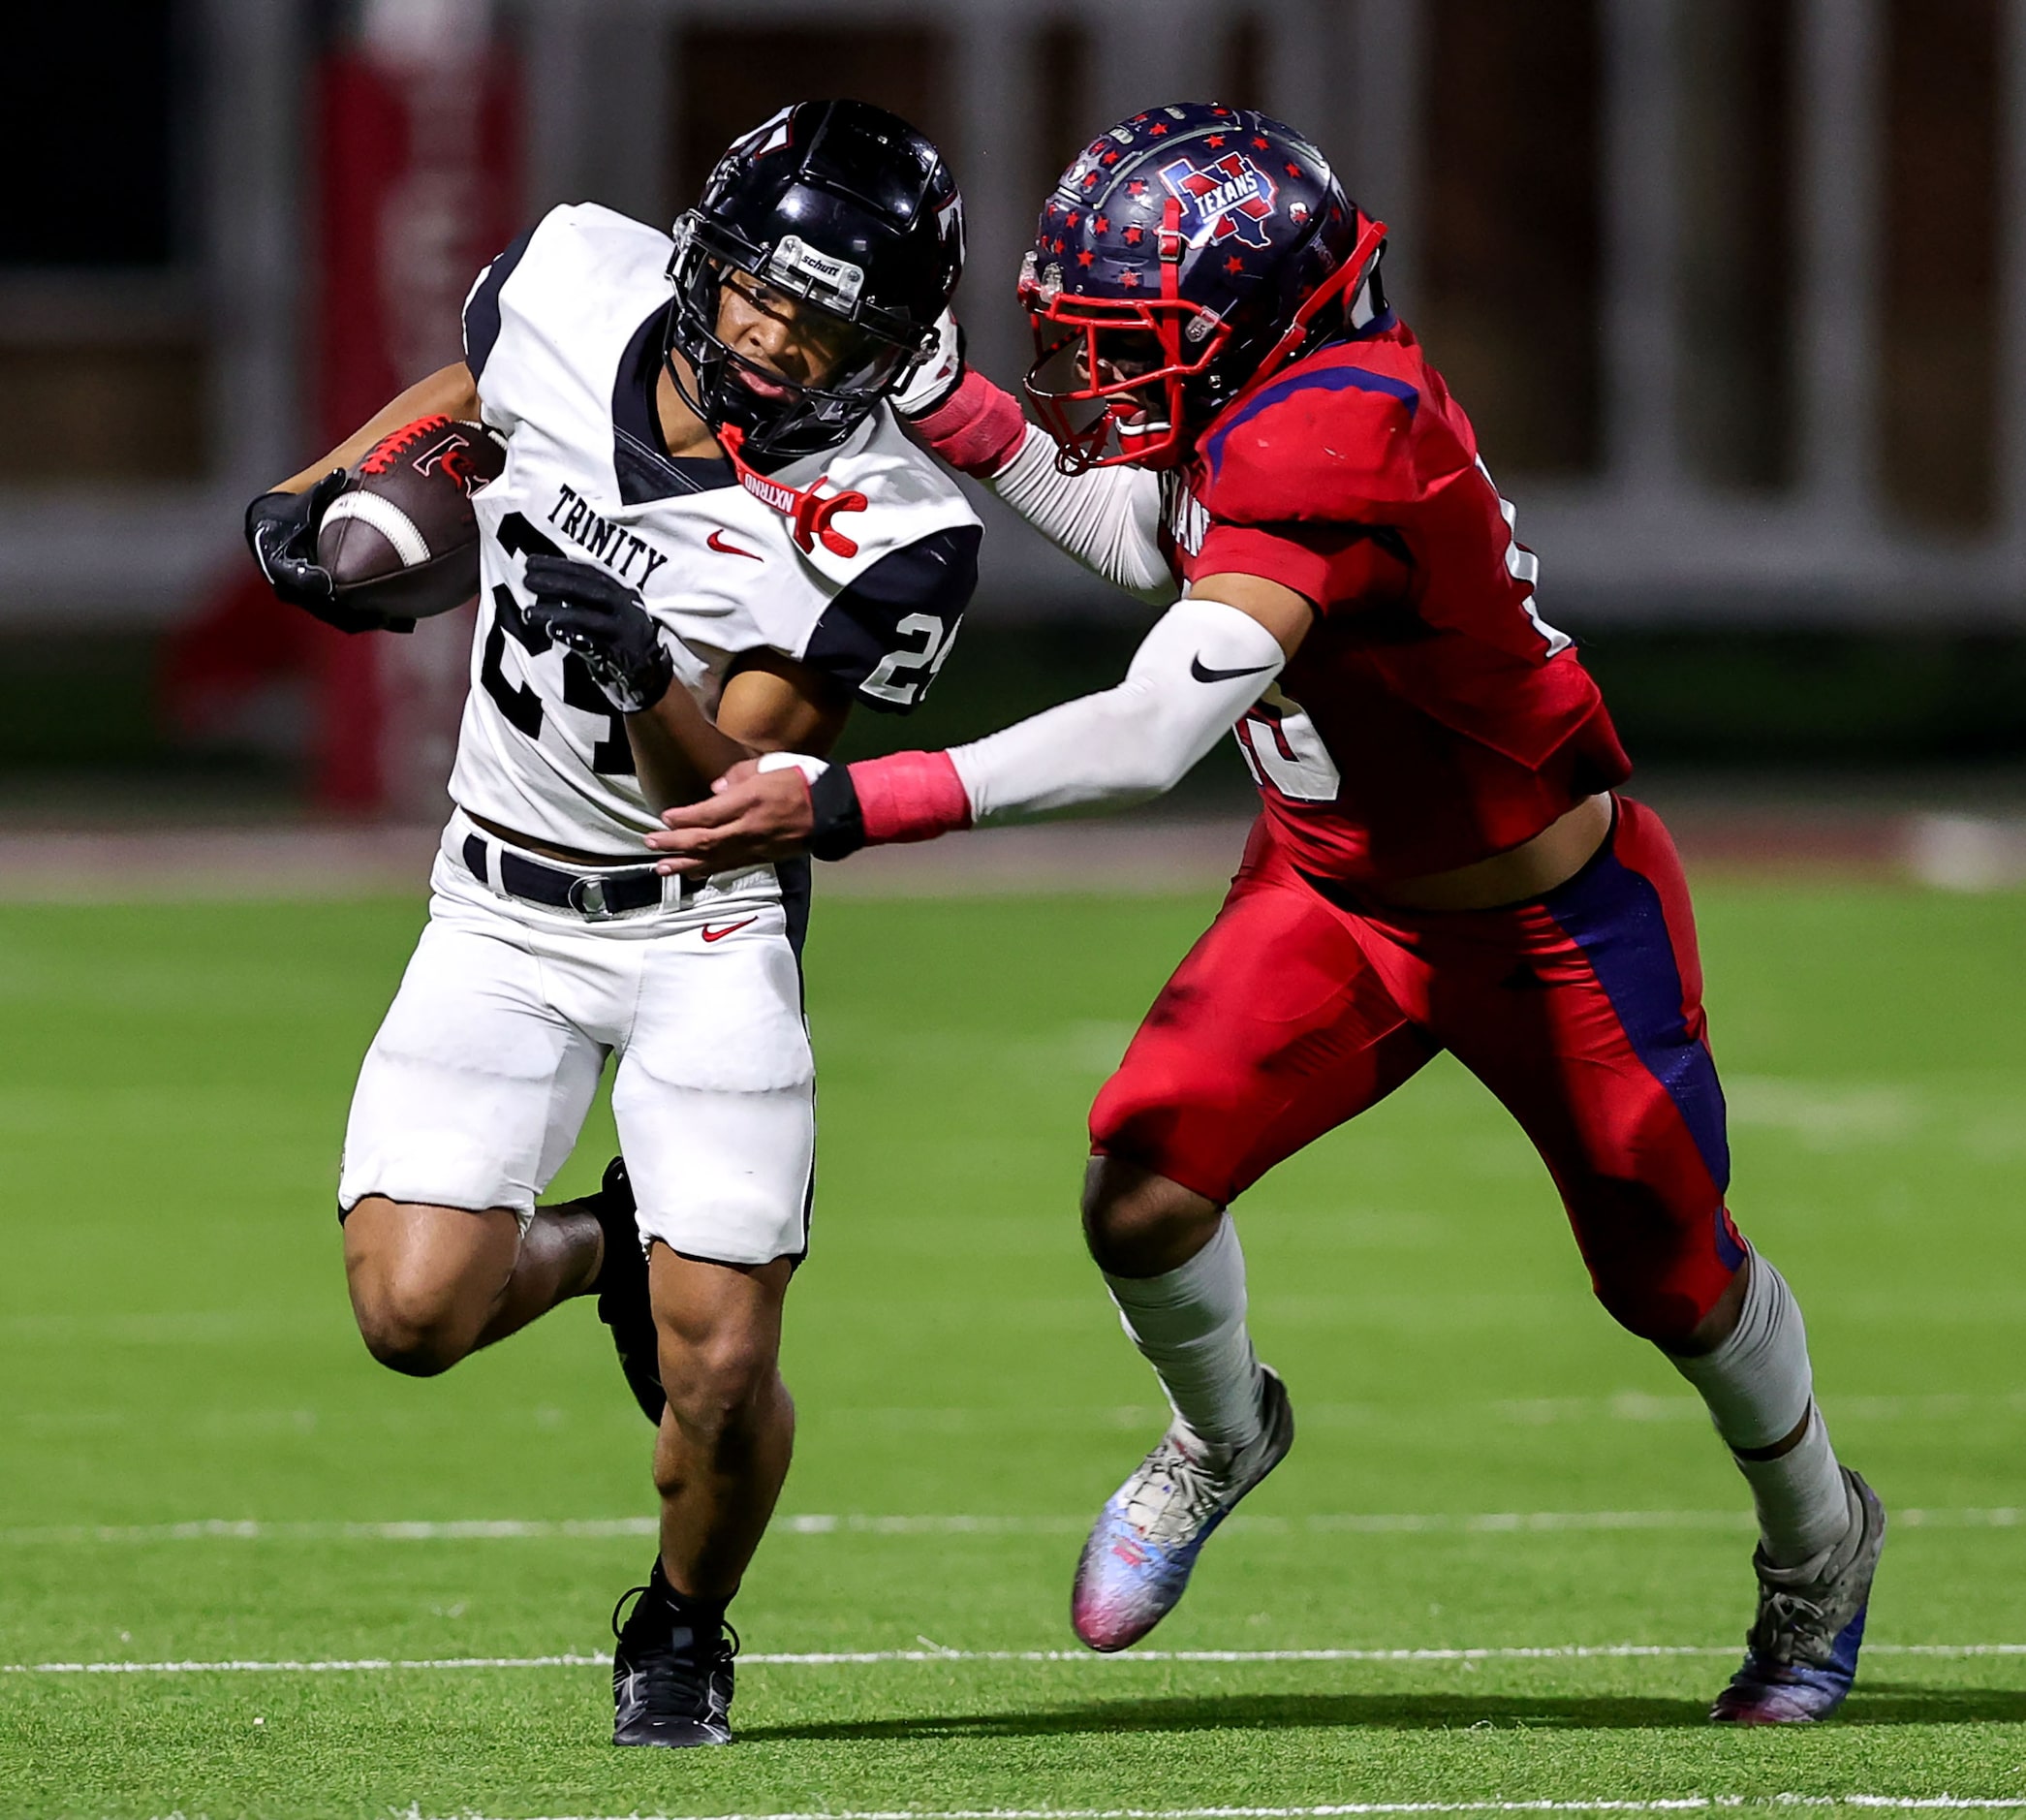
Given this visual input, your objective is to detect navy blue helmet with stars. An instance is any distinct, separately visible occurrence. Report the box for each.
[1017,102,1387,471]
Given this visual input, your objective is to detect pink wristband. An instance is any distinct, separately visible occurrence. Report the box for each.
[848,750,973,845]
[908,369,1029,478]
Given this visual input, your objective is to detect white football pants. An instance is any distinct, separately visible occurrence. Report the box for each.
[337,810,815,1265]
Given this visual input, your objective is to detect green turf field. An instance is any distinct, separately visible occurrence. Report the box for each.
[1,882,2022,1817]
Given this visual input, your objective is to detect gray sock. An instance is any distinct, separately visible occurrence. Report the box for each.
[1736,1405,1849,1566]
[1667,1249,1852,1566]
[1103,1214,1262,1451]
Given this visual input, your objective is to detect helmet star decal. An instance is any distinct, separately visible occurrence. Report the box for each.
[1158,152,1280,250]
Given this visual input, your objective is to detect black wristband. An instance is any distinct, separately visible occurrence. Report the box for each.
[806,763,867,862]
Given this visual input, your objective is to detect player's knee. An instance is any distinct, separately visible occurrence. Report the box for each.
[342,1199,519,1376]
[1081,1154,1221,1275]
[1590,1276,1710,1349]
[1586,1241,1729,1348]
[350,1271,477,1377]
[1568,1180,1734,1349]
[658,1330,780,1446]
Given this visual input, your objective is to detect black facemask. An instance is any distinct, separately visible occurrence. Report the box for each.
[665,218,924,465]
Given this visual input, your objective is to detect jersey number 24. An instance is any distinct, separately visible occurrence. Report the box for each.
[480,512,633,774]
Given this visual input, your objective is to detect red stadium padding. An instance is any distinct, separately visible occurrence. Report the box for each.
[310,37,521,811]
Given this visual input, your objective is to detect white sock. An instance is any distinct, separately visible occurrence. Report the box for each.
[1103,1214,1262,1451]
[1667,1248,1852,1566]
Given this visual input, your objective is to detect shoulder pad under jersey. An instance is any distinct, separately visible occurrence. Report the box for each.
[463,204,674,425]
[732,402,980,591]
[1196,346,1436,526]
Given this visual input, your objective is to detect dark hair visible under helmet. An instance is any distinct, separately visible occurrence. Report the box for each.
[668,99,965,463]
[1018,102,1387,471]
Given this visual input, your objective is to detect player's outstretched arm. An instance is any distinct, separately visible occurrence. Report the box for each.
[245,361,485,633]
[644,571,1309,875]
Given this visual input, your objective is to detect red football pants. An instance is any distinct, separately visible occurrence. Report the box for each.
[1089,797,1746,1343]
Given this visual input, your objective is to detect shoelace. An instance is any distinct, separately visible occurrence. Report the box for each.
[611,1585,740,1700]
[1119,1436,1234,1547]
[611,1582,649,1639]
[1750,1587,1832,1665]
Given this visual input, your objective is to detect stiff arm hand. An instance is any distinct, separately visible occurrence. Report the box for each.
[645,756,825,875]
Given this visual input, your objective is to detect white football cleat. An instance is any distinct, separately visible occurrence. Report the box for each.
[1071,1366,1294,1652]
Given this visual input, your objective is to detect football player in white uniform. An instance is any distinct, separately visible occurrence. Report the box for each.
[242,101,978,1747]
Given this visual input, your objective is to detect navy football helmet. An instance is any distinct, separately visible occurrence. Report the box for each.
[670,99,965,461]
[1018,103,1387,470]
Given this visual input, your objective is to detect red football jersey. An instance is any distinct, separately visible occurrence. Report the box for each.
[1165,314,1631,884]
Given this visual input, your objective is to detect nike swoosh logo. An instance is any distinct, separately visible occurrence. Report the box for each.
[701,918,758,943]
[1190,655,1279,684]
[706,530,762,561]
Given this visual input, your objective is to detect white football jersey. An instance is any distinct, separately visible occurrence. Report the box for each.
[448,204,981,854]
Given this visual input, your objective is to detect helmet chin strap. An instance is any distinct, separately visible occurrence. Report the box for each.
[660,314,714,434]
[1104,197,1190,469]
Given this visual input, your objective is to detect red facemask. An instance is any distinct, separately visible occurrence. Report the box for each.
[1019,204,1388,475]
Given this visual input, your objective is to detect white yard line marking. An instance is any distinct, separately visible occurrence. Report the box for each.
[8,1653,613,1675]
[11,1643,2023,1676]
[375,1801,2026,1820]
[4,1508,2019,1546]
[0,1518,665,1545]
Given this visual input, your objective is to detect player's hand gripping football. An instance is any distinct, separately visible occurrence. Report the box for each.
[646,759,819,875]
[521,555,675,713]
[244,472,414,635]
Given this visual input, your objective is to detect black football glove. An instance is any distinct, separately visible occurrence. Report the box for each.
[521,554,674,713]
[243,470,414,635]
[889,308,965,421]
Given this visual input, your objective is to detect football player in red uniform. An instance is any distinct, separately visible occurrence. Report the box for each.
[640,104,1884,1724]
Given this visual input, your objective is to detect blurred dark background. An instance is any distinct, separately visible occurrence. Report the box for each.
[4,0,2024,822]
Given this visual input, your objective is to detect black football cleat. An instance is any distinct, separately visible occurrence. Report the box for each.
[611,1561,737,1747]
[590,1156,665,1426]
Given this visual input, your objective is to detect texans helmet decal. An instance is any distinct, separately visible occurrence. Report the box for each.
[1159,153,1279,250]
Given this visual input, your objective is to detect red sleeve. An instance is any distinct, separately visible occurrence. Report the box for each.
[1191,520,1384,611]
[1191,363,1441,610]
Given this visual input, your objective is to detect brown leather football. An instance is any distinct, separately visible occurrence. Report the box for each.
[316,415,506,620]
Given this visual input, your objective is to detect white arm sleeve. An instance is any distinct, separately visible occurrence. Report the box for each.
[949,596,1285,825]
[985,423,1178,606]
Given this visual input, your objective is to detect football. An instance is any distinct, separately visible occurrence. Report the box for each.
[316,414,506,620]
